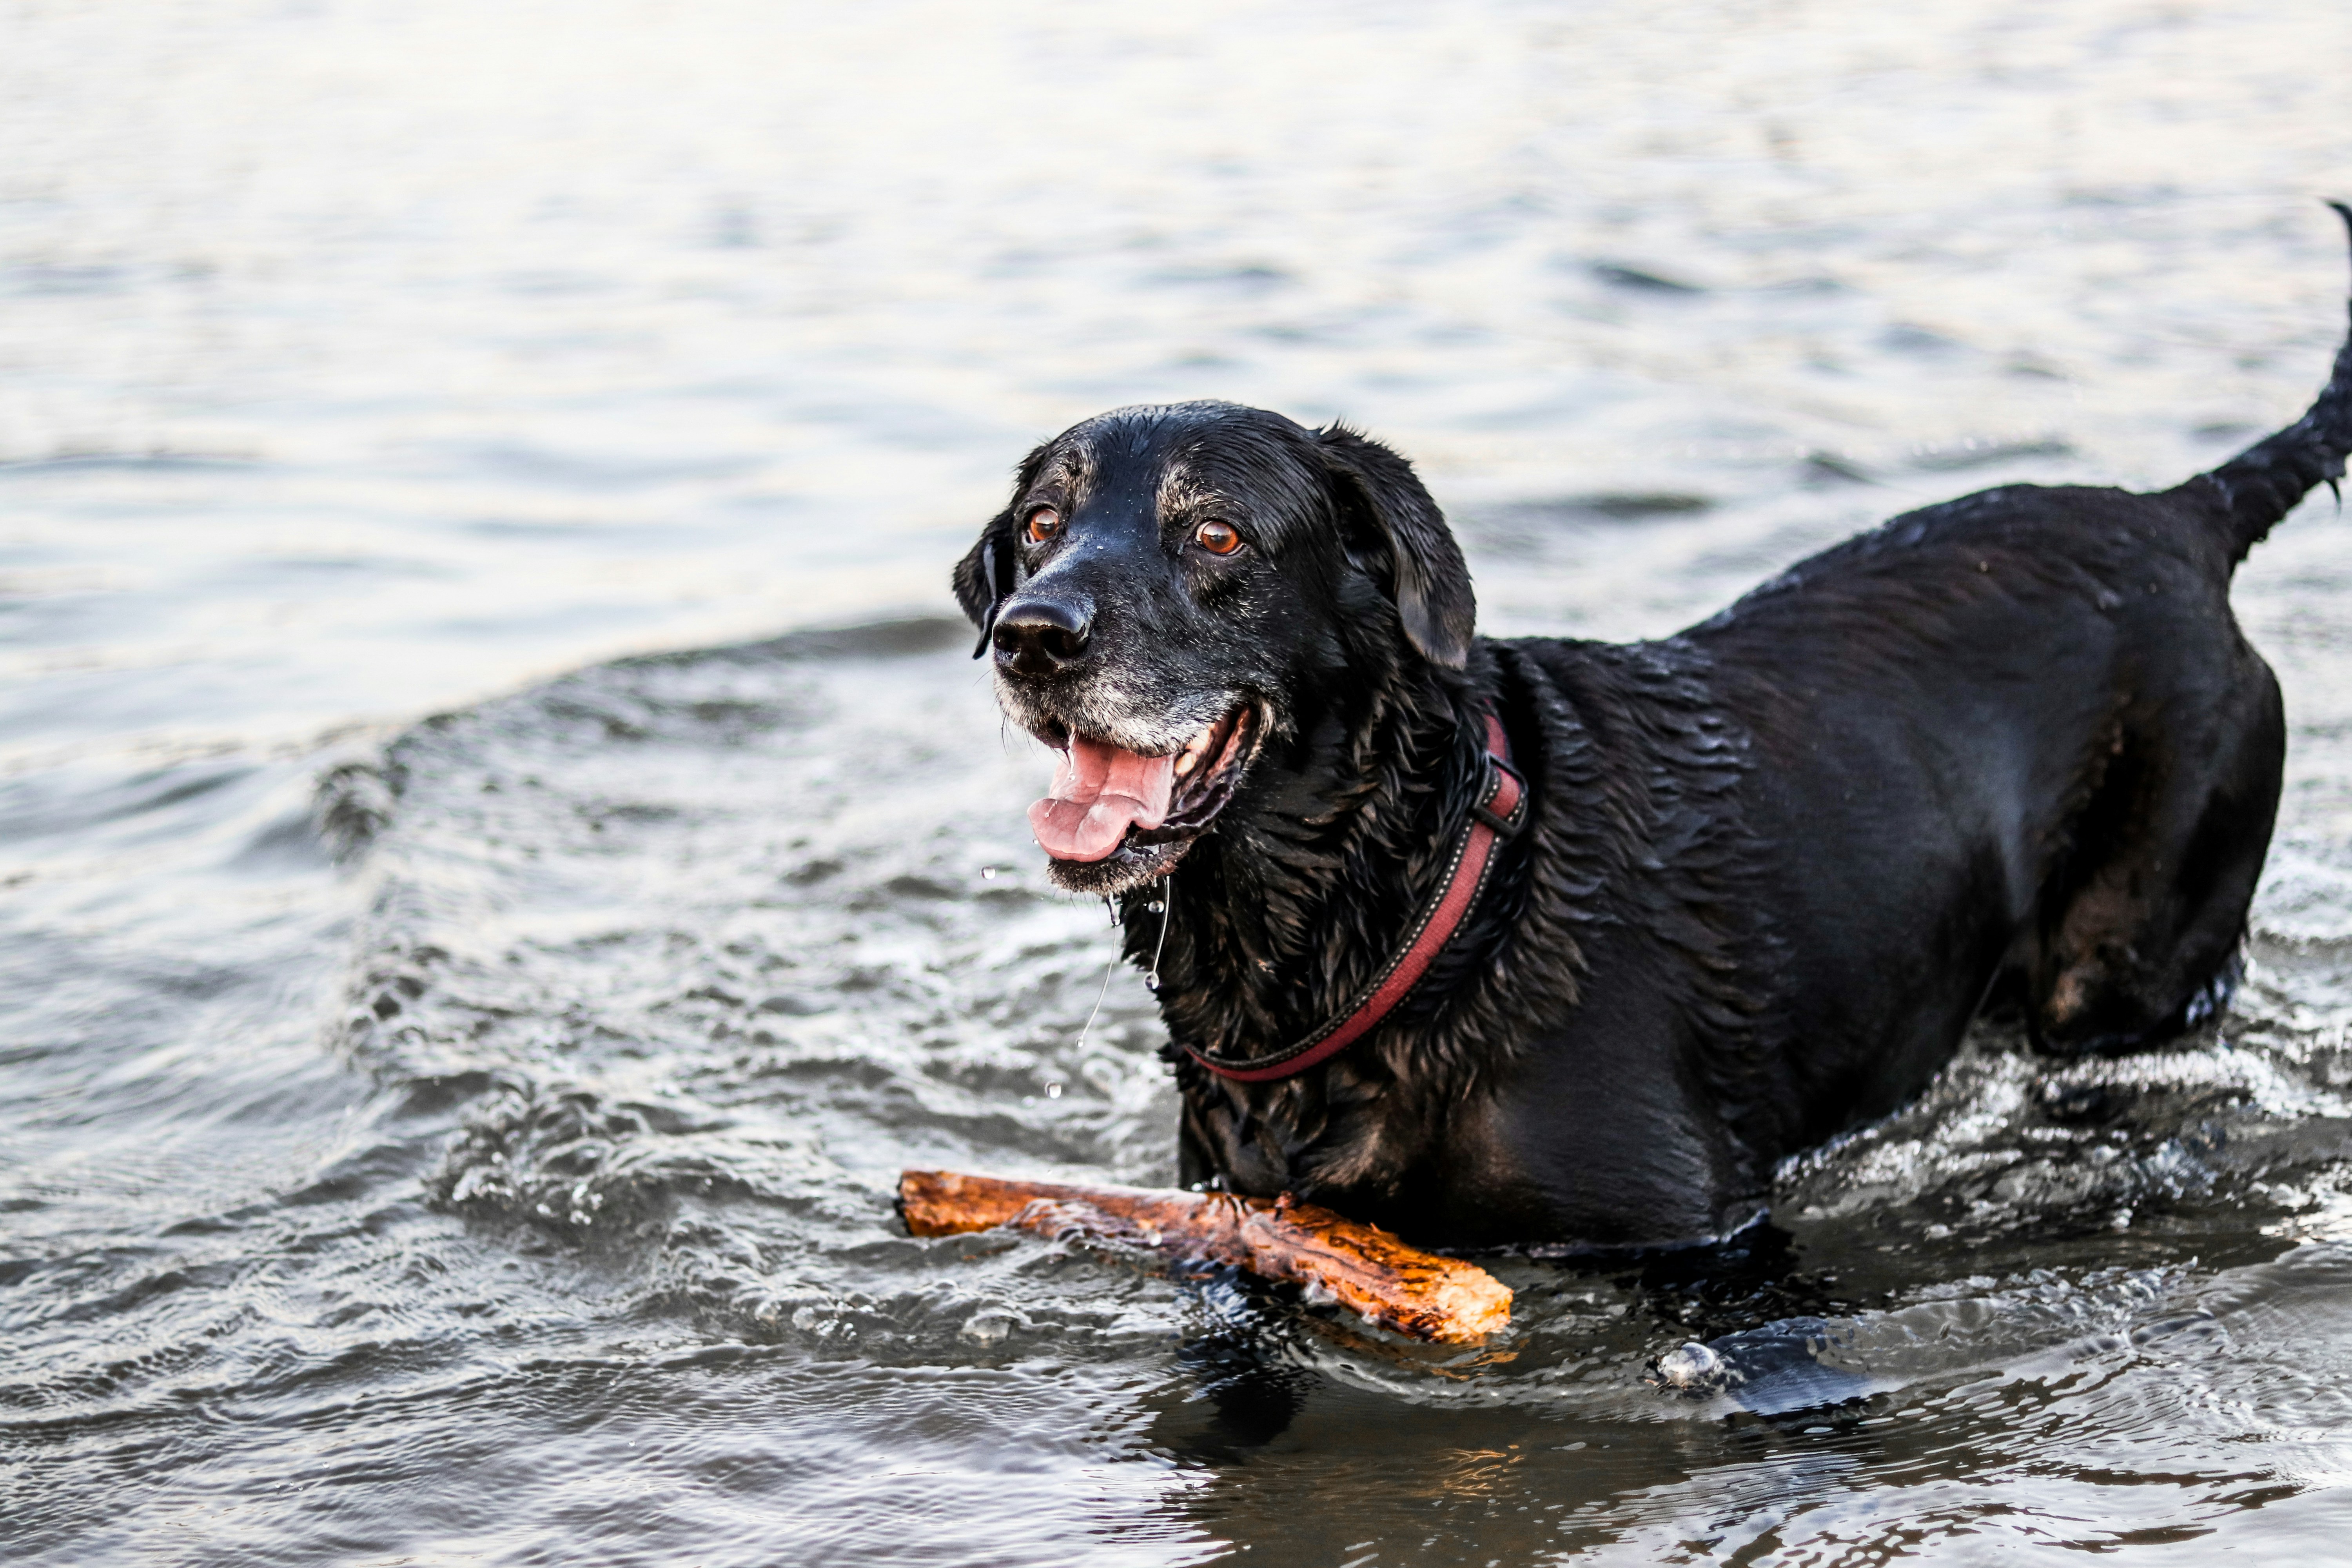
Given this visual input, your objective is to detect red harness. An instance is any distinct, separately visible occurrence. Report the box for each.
[1181,712,1526,1083]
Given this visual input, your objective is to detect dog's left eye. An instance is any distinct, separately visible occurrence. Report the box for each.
[1194,520,1243,555]
[1025,507,1061,543]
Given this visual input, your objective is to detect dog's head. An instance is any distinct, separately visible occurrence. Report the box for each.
[954,401,1475,895]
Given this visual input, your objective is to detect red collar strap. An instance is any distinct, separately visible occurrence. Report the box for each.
[1182,711,1526,1083]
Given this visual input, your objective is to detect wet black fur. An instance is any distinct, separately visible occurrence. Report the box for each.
[954,210,2352,1249]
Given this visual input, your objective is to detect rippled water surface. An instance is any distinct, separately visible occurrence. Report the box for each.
[13,2,2352,1561]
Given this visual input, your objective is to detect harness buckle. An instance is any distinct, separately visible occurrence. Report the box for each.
[1471,754,1529,840]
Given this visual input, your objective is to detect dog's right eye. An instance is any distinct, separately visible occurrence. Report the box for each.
[1025,507,1061,543]
[1194,519,1243,555]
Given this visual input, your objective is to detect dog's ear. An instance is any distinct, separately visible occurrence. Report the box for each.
[951,512,1015,659]
[953,442,1050,659]
[1314,423,1476,670]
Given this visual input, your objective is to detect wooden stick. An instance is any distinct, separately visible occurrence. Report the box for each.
[898,1168,1512,1343]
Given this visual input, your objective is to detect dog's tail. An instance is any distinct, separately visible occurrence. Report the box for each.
[2187,201,2352,564]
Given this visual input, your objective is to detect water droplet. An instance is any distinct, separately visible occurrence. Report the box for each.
[1146,900,1165,913]
[1046,1082,1062,1099]
[980,866,998,879]
[1653,1341,1722,1389]
[960,1308,1018,1345]
[1144,975,1160,991]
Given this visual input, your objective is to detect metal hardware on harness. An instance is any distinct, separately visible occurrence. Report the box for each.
[1472,753,1528,839]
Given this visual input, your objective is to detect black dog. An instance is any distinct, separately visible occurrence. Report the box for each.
[953,211,2352,1249]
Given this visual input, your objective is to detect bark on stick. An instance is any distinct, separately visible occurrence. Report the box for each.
[898,1168,1512,1343]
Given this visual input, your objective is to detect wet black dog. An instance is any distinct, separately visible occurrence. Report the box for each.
[954,211,2352,1249]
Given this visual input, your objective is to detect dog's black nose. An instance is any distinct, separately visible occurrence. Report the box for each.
[993,598,1092,678]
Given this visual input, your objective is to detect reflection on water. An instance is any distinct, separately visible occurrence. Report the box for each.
[9,1,2352,1562]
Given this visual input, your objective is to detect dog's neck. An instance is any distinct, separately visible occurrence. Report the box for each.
[1125,650,1496,1068]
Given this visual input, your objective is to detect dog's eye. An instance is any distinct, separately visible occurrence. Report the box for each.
[1025,507,1061,544]
[1194,520,1243,556]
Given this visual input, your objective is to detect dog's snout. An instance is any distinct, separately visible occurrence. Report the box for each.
[993,597,1092,678]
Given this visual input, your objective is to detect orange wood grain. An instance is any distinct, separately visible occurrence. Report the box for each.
[898,1168,1512,1343]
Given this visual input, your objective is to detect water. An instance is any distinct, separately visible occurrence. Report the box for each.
[9,0,2352,1560]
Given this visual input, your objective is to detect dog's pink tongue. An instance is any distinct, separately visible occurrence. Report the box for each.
[1028,737,1176,862]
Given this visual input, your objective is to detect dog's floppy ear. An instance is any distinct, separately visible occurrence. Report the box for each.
[1315,423,1476,670]
[951,512,1015,659]
[952,442,1050,659]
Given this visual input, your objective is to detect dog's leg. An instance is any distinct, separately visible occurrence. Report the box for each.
[2029,668,2285,1058]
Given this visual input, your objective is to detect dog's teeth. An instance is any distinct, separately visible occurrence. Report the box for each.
[1173,725,1216,779]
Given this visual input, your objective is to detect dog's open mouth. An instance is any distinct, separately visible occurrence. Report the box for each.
[1027,705,1255,864]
